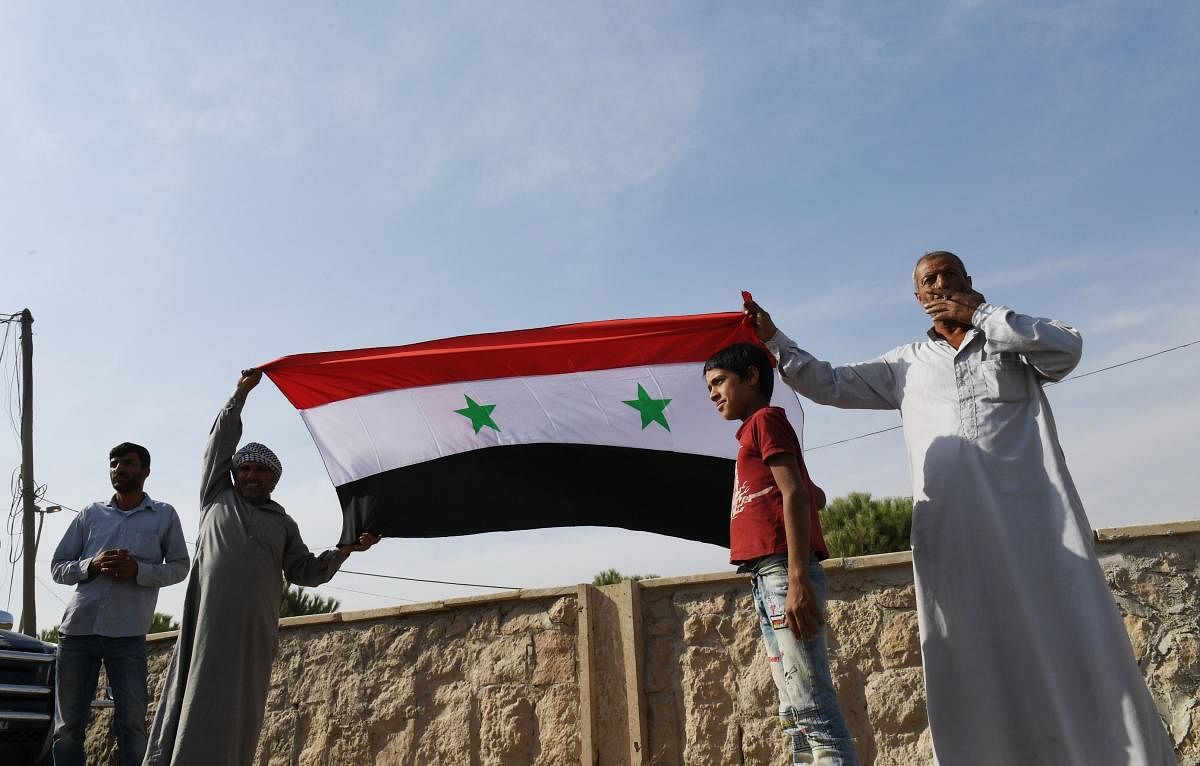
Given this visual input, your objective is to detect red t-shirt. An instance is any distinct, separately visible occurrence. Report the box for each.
[729,406,829,564]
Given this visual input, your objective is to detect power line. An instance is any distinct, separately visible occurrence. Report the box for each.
[317,583,421,603]
[805,337,1200,451]
[174,539,520,590]
[25,336,1199,606]
[338,569,521,590]
[34,574,67,607]
[1056,339,1200,382]
[807,425,902,452]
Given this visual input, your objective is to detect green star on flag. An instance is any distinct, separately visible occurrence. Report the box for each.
[623,383,672,431]
[454,395,500,434]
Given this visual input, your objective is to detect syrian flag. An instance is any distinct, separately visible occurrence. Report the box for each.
[259,309,805,548]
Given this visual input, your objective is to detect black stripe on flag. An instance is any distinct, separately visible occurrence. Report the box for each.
[335,443,734,549]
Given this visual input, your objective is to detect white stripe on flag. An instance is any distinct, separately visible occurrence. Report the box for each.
[299,363,806,486]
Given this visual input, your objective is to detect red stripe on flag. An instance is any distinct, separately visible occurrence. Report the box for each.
[260,311,761,409]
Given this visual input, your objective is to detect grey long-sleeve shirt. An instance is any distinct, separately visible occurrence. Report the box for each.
[50,493,189,637]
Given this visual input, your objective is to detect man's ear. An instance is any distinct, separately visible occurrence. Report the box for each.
[746,365,760,388]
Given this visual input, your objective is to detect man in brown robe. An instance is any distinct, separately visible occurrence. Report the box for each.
[144,369,378,766]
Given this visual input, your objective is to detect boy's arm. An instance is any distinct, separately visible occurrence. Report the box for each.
[766,453,823,640]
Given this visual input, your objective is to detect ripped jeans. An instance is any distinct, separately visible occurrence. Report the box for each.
[741,554,859,765]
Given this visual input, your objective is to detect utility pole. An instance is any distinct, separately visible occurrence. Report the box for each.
[19,309,36,637]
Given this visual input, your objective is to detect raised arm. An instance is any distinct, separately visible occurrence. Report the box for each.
[745,302,899,409]
[201,370,261,506]
[767,330,902,410]
[973,303,1083,381]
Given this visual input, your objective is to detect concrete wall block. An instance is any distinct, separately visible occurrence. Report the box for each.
[79,527,1197,765]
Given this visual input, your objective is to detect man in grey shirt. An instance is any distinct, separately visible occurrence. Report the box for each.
[50,442,189,766]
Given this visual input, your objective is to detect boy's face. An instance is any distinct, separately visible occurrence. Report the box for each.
[704,366,762,421]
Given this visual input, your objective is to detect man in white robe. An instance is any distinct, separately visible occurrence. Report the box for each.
[745,251,1175,765]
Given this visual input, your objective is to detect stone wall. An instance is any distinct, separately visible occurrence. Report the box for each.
[84,520,1199,765]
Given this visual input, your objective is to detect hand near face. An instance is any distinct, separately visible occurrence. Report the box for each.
[923,289,985,326]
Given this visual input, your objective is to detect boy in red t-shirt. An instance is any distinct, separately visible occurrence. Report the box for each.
[704,342,859,765]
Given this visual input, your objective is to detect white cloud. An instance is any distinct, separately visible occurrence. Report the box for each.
[130,44,307,155]
[1092,309,1153,333]
[355,10,714,204]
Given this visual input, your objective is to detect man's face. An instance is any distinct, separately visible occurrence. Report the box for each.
[235,462,278,505]
[109,452,150,494]
[705,366,760,422]
[914,253,972,306]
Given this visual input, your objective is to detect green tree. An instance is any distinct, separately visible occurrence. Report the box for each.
[149,612,180,634]
[821,492,913,558]
[279,584,340,617]
[40,625,60,644]
[592,568,659,586]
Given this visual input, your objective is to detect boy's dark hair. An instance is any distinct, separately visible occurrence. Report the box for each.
[109,442,151,468]
[703,342,775,399]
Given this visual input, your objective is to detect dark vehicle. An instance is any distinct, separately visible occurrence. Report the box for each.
[0,609,55,765]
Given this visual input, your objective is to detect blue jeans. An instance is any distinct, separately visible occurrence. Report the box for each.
[53,633,148,766]
[742,555,859,765]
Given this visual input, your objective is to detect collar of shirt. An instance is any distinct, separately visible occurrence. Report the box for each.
[925,325,980,354]
[103,492,158,515]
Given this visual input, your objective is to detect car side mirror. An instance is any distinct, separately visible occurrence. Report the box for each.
[0,610,13,630]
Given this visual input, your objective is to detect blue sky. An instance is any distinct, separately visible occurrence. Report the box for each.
[2,2,1198,632]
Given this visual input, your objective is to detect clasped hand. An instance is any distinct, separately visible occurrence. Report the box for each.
[90,549,138,581]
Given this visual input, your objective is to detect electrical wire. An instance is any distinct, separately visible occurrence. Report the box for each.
[175,539,518,590]
[34,574,67,607]
[317,583,421,603]
[338,569,521,590]
[805,337,1200,452]
[39,499,79,514]
[807,425,903,452]
[1055,339,1200,382]
[1,316,20,439]
[17,335,1200,606]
